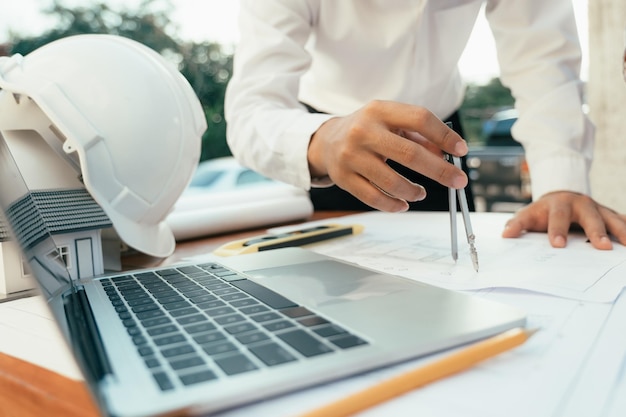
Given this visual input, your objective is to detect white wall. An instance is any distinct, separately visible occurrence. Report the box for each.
[0,242,35,295]
[588,0,626,212]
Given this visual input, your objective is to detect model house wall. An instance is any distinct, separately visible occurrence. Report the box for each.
[0,229,34,295]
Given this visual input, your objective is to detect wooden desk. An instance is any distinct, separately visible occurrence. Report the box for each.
[0,211,356,417]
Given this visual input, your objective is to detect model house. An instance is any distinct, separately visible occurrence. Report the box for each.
[0,188,116,297]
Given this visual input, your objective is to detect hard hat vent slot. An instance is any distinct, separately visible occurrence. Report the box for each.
[49,123,69,147]
[48,123,81,169]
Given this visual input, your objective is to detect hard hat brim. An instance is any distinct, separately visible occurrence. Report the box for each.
[109,212,176,258]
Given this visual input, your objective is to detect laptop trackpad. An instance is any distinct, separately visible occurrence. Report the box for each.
[246,260,424,308]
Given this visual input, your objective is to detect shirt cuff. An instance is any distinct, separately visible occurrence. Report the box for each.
[528,154,591,201]
[284,112,335,190]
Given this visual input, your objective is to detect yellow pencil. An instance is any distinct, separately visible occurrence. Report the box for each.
[298,327,537,417]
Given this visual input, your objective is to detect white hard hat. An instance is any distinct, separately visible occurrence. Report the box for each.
[0,34,206,257]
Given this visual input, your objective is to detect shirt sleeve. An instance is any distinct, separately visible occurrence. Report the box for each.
[485,0,594,200]
[225,0,332,190]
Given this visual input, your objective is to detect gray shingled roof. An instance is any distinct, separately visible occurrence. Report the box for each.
[2,188,112,249]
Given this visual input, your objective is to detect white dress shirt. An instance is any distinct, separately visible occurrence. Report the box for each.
[225,0,594,201]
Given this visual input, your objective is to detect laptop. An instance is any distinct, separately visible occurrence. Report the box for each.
[0,133,526,417]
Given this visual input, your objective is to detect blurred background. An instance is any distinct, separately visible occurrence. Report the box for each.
[6,0,622,215]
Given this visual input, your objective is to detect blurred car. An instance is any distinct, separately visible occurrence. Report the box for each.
[185,157,276,193]
[468,109,531,212]
[481,108,520,147]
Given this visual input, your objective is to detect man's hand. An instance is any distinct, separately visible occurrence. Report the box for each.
[307,100,469,212]
[502,191,626,250]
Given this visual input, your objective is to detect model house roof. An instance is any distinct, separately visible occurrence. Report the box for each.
[2,188,112,249]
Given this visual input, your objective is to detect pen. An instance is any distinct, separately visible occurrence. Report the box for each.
[213,223,364,256]
[297,327,538,417]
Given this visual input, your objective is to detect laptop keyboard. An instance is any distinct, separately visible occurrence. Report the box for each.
[100,262,368,391]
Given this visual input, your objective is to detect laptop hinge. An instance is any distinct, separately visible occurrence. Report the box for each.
[63,287,113,383]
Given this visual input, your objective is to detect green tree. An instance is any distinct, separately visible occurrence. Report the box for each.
[5,0,232,161]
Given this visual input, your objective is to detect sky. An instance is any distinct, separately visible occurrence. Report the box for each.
[0,0,589,84]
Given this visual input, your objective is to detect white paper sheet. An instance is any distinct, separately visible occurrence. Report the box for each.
[271,212,626,302]
[555,288,626,417]
[0,295,82,380]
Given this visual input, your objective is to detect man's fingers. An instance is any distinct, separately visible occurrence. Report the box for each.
[372,129,468,190]
[501,192,626,251]
[338,174,412,212]
[598,207,626,246]
[546,204,572,248]
[360,100,468,156]
[502,217,526,238]
[572,202,611,250]
[400,130,444,157]
[502,205,543,239]
[356,158,427,203]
